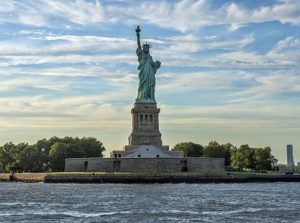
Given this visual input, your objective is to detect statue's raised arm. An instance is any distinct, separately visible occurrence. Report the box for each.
[135,25,141,49]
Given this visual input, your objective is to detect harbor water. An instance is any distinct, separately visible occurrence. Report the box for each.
[0,182,299,222]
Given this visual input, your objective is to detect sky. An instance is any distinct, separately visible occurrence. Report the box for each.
[0,0,299,163]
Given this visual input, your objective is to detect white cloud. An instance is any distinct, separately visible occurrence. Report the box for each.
[156,68,300,108]
[252,0,300,25]
[164,34,254,53]
[272,36,300,52]
[0,34,135,56]
[1,33,299,73]
[0,2,14,12]
[226,0,300,27]
[1,92,299,132]
[105,0,225,32]
[0,54,136,68]
[44,0,104,25]
[106,0,300,32]
[230,72,300,103]
[1,0,299,32]
[157,71,253,93]
[17,11,46,26]
[0,75,76,94]
[0,0,105,27]
[174,36,300,69]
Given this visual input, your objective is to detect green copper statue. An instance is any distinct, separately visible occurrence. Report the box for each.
[135,25,161,104]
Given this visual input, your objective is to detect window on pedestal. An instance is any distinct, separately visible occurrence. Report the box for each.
[140,114,143,123]
[149,115,153,122]
[145,115,148,123]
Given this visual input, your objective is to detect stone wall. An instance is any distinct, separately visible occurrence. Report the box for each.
[65,157,225,173]
[64,158,89,172]
[0,173,12,182]
[13,173,48,182]
[0,173,47,183]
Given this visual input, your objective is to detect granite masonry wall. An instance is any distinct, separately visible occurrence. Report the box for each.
[65,157,225,173]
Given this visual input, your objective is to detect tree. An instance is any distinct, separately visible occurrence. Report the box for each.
[0,137,105,172]
[49,142,69,172]
[255,147,277,171]
[0,143,16,172]
[48,137,105,171]
[223,143,235,166]
[203,141,234,166]
[19,145,46,172]
[231,144,256,169]
[80,137,105,157]
[173,142,203,157]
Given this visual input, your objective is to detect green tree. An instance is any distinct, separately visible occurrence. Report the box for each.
[48,137,105,171]
[223,143,235,166]
[19,145,46,172]
[9,143,29,172]
[173,142,203,157]
[0,143,16,172]
[79,137,105,157]
[203,141,234,166]
[0,136,105,172]
[231,144,256,169]
[255,147,277,171]
[0,142,37,172]
[49,142,70,172]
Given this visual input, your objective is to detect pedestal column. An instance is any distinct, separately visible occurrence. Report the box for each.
[126,103,163,150]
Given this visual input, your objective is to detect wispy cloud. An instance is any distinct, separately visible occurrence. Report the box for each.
[105,0,300,32]
[0,0,105,27]
[1,0,300,32]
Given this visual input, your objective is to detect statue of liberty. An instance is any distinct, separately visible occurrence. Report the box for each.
[135,25,161,104]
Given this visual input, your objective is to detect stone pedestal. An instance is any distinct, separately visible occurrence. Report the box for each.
[124,103,168,151]
[112,102,182,158]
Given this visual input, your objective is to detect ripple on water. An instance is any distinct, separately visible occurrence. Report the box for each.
[0,182,299,222]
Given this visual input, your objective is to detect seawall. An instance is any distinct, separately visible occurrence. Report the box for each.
[0,173,12,182]
[1,172,300,183]
[0,173,47,183]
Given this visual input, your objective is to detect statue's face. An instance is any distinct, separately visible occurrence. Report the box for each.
[143,46,149,54]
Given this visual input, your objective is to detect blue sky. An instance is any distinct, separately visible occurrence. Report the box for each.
[0,0,300,163]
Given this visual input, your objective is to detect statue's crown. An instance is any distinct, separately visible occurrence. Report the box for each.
[142,41,152,48]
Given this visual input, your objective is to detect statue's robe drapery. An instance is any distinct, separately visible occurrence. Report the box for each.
[136,48,160,103]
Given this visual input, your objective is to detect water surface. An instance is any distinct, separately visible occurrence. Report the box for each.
[0,182,299,222]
